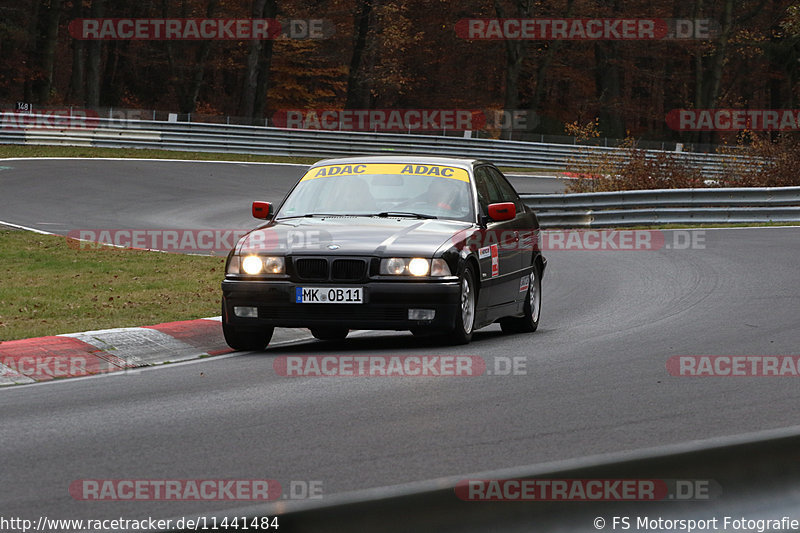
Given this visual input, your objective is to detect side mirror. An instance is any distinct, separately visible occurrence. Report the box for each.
[487,202,516,222]
[252,201,273,220]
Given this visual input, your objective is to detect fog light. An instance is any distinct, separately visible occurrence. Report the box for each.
[234,306,258,318]
[408,309,435,320]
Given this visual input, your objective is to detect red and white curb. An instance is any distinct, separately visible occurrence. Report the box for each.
[0,319,316,386]
[0,317,233,386]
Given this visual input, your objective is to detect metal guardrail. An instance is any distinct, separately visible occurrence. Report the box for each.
[168,427,800,533]
[0,113,738,174]
[522,186,800,227]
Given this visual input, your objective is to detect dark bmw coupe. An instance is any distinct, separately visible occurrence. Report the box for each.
[221,156,546,349]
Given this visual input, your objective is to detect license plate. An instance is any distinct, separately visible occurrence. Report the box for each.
[295,287,363,304]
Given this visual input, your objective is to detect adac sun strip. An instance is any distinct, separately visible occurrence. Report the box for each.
[301,163,470,182]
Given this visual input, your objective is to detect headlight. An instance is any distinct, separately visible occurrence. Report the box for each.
[407,258,430,276]
[379,258,451,277]
[263,256,284,274]
[231,255,285,276]
[241,255,264,275]
[384,257,406,275]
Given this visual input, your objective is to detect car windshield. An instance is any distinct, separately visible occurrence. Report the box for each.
[276,163,474,222]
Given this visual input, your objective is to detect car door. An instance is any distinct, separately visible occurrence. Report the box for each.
[486,166,536,284]
[473,165,520,307]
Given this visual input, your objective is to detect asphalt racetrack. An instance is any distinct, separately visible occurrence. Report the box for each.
[1,159,799,521]
[0,158,565,235]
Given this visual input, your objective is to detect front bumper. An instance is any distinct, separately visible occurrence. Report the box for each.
[222,279,461,331]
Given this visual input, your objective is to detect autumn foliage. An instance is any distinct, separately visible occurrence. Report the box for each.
[717,133,800,187]
[1,0,798,146]
[566,128,800,192]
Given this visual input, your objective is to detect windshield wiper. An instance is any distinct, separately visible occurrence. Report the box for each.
[280,212,438,220]
[278,213,355,219]
[372,211,438,219]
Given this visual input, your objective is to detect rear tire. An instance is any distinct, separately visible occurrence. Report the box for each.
[500,264,541,334]
[310,327,349,341]
[222,302,273,351]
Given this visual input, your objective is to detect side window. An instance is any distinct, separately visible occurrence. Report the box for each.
[477,167,506,202]
[473,167,493,213]
[487,167,523,212]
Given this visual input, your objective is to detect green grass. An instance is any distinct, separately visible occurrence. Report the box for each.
[0,144,320,165]
[0,229,226,341]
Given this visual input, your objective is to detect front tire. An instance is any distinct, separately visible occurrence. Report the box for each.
[223,323,274,351]
[222,302,273,351]
[500,264,541,334]
[446,265,477,345]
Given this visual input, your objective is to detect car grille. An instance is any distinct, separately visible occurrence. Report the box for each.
[331,259,366,281]
[291,257,368,282]
[294,258,328,280]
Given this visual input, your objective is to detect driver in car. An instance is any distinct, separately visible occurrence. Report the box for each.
[402,178,462,212]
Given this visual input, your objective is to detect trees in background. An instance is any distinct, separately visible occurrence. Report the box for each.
[0,0,797,142]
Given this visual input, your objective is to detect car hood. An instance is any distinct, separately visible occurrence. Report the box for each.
[236,216,474,257]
